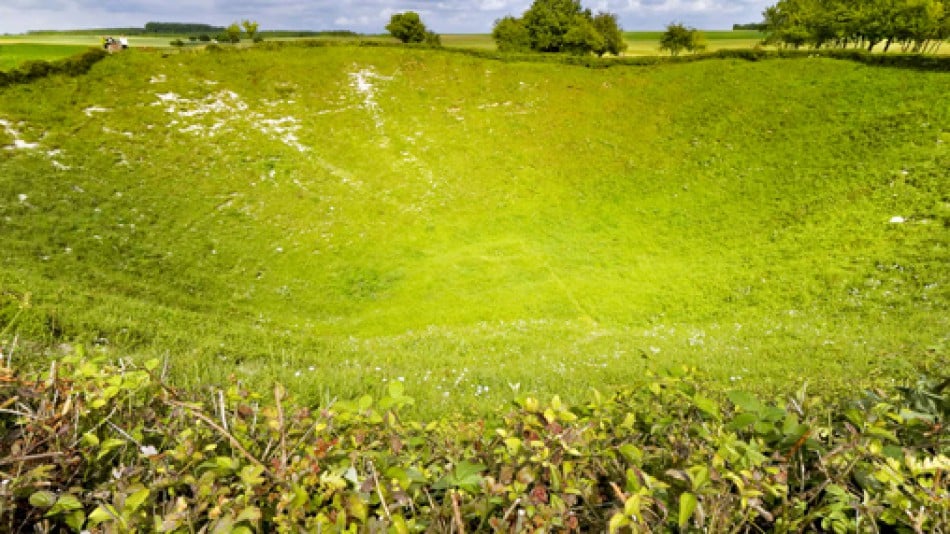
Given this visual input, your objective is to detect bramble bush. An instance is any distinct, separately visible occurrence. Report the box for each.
[0,342,946,532]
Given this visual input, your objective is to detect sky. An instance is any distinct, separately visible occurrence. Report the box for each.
[0,0,772,35]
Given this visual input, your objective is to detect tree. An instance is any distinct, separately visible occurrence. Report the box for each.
[659,23,706,55]
[523,0,589,52]
[492,16,531,52]
[760,0,948,53]
[241,20,260,41]
[591,12,627,56]
[386,12,429,43]
[495,0,626,55]
[425,31,442,46]
[225,23,242,44]
[563,15,604,55]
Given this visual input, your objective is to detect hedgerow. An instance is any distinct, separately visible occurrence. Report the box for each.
[0,345,945,532]
[256,38,950,72]
[0,48,108,88]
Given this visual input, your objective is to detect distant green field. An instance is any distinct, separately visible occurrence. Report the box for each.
[0,43,90,70]
[3,30,944,56]
[437,31,769,54]
[1,45,947,417]
[0,30,772,57]
[0,35,177,49]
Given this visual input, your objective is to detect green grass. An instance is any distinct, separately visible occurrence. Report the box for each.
[0,43,92,70]
[0,46,947,417]
[425,31,771,55]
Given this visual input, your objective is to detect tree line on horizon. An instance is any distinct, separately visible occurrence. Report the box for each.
[762,0,949,52]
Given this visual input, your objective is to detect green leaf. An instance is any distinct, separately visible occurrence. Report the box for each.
[239,465,266,488]
[781,413,800,435]
[357,395,373,411]
[678,492,698,529]
[608,512,629,532]
[454,461,486,482]
[865,426,899,443]
[29,490,57,508]
[235,506,262,524]
[124,488,149,513]
[692,395,720,419]
[214,456,239,471]
[80,432,100,447]
[728,412,758,430]
[727,390,763,414]
[97,438,126,459]
[88,505,118,526]
[48,493,82,516]
[687,465,710,491]
[391,513,410,534]
[64,510,86,531]
[144,358,160,371]
[434,461,485,493]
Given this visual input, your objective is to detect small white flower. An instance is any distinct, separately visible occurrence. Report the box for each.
[140,445,158,457]
[17,194,27,203]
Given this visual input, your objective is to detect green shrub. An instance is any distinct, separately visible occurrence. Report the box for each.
[1,350,945,532]
[0,48,107,87]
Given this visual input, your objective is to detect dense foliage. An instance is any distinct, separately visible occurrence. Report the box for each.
[242,20,261,42]
[386,12,432,44]
[493,0,627,56]
[763,0,950,52]
[0,349,945,532]
[144,22,225,34]
[659,23,707,56]
[492,16,532,52]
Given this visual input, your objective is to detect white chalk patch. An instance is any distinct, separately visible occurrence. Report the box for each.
[889,216,905,224]
[0,118,37,150]
[348,67,392,131]
[156,92,180,102]
[83,106,110,117]
[12,139,38,150]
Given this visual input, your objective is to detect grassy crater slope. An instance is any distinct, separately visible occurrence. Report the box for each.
[0,47,947,415]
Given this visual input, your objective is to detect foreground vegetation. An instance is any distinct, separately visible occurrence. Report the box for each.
[0,352,946,532]
[1,44,947,417]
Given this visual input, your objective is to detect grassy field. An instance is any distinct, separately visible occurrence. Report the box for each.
[2,30,945,59]
[0,45,947,417]
[0,43,92,70]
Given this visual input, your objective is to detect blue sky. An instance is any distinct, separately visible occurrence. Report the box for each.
[0,0,772,35]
